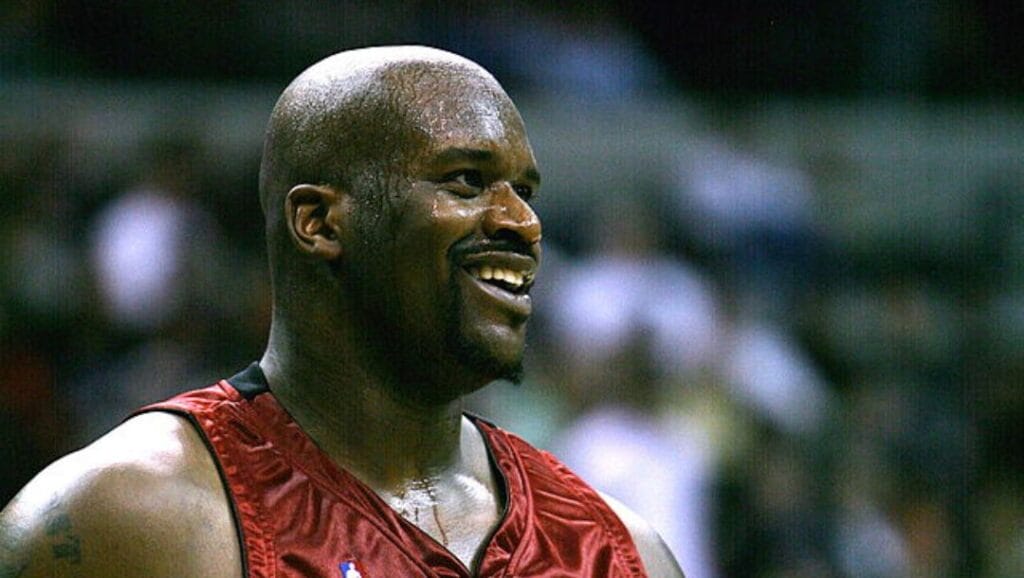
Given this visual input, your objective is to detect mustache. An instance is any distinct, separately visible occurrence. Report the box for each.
[450,236,537,262]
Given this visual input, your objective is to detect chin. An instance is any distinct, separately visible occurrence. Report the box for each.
[444,273,530,387]
[448,325,527,386]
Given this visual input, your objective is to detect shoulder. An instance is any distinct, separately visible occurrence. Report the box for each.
[600,491,686,578]
[0,412,241,578]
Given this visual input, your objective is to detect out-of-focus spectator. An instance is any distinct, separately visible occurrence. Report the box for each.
[719,319,831,435]
[88,140,225,332]
[549,255,720,377]
[673,133,820,322]
[546,197,721,380]
[67,139,253,445]
[555,400,722,578]
[540,197,724,577]
[425,2,666,99]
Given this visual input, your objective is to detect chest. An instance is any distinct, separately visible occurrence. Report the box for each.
[382,482,504,570]
[223,438,646,577]
[169,386,648,577]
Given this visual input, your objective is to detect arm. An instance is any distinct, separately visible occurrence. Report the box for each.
[0,413,241,578]
[601,491,686,578]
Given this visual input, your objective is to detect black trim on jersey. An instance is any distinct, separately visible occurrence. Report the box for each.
[178,409,251,577]
[131,406,251,577]
[228,362,270,400]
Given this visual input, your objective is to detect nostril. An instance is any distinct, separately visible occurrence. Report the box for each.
[490,229,522,244]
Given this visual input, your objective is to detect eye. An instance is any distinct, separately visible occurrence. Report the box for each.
[444,169,485,194]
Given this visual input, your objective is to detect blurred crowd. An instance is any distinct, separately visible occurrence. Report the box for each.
[3,1,1023,577]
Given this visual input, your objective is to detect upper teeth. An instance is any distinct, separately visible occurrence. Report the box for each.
[470,266,528,288]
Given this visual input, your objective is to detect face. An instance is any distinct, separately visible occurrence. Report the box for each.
[346,76,542,399]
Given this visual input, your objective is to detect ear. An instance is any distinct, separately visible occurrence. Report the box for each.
[284,184,348,260]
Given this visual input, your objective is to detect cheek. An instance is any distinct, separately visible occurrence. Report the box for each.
[399,192,481,261]
[428,193,480,233]
[391,193,479,309]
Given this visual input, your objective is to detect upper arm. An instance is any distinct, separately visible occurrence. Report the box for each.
[601,491,686,578]
[0,413,242,578]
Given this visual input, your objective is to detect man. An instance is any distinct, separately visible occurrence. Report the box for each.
[1,46,684,577]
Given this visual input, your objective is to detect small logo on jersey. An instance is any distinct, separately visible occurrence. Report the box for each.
[339,560,365,578]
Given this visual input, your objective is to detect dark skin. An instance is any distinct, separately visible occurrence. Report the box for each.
[0,47,684,577]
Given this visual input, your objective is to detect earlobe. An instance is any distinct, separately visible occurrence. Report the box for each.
[285,184,346,260]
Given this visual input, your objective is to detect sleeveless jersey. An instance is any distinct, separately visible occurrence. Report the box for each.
[136,364,648,578]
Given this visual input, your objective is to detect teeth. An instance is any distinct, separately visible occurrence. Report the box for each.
[469,266,528,289]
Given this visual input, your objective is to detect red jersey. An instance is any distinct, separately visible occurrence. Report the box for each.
[137,364,648,578]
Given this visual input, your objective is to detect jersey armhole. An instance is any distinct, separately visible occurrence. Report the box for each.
[136,406,251,578]
[539,450,649,577]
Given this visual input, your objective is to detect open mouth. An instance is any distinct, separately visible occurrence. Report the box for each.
[464,265,535,295]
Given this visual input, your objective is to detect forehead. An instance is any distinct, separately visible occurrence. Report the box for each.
[399,69,535,167]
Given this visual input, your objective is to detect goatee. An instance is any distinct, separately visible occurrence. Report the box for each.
[445,273,525,385]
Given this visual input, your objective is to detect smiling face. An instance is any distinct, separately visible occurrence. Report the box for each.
[341,63,543,399]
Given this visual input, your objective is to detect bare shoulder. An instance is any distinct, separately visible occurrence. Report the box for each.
[0,412,241,578]
[600,491,686,578]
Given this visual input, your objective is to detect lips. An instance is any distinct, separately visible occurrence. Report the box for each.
[455,250,538,319]
[460,252,536,293]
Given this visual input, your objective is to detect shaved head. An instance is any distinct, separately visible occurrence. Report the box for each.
[261,46,509,235]
[259,46,541,395]
[259,46,522,301]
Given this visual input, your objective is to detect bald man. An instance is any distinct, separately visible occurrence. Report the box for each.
[0,47,684,578]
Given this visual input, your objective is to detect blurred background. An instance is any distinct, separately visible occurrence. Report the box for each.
[1,1,1022,576]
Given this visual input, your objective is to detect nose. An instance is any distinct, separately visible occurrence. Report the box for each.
[482,182,542,246]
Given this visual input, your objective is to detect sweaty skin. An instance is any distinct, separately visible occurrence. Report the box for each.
[0,46,684,577]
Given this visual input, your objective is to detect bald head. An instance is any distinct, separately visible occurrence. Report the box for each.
[260,46,512,217]
[258,46,531,308]
[259,46,542,390]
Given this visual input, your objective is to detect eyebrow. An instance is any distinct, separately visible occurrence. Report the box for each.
[435,147,494,164]
[433,147,542,185]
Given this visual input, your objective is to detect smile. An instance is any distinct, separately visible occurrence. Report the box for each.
[455,250,537,319]
[457,250,537,296]
[465,265,534,295]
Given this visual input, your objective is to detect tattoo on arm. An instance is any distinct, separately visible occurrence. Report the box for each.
[45,508,81,565]
[3,497,86,577]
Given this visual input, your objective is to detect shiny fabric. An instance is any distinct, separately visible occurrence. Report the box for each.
[138,369,648,578]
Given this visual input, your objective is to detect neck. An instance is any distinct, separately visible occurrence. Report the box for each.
[260,314,472,491]
[260,308,507,570]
